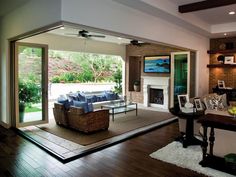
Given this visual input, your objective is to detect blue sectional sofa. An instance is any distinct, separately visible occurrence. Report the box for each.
[66,91,122,109]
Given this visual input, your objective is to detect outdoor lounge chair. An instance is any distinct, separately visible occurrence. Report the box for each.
[53,103,110,133]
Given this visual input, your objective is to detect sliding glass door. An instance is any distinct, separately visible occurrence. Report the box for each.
[15,42,48,127]
[170,52,190,108]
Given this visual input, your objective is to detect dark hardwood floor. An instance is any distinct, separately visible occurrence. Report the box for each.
[0,122,206,177]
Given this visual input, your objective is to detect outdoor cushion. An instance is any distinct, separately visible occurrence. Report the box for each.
[68,94,79,101]
[88,103,94,112]
[73,101,89,113]
[85,96,93,103]
[78,93,86,102]
[91,95,97,102]
[57,99,73,110]
[98,95,107,101]
[104,92,116,100]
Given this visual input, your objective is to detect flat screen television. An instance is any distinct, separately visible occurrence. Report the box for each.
[144,55,170,73]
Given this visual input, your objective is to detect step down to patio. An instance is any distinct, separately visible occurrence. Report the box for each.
[17,117,177,163]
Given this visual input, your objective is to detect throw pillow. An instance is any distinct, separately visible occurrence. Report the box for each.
[203,94,227,111]
[88,103,94,112]
[216,94,227,110]
[68,94,79,101]
[221,93,228,107]
[78,93,86,102]
[96,95,102,102]
[105,91,116,100]
[57,99,73,110]
[91,95,97,103]
[73,101,89,113]
[101,95,107,101]
[86,96,93,103]
[202,93,217,110]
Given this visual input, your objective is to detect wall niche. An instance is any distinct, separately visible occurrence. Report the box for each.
[208,37,236,91]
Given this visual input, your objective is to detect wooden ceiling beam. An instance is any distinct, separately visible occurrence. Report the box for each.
[179,0,236,13]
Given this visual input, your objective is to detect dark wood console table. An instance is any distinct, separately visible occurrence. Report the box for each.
[198,114,236,175]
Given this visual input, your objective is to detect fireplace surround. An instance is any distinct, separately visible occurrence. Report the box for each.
[142,76,169,109]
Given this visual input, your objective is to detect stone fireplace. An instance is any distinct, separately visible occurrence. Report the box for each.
[142,76,169,109]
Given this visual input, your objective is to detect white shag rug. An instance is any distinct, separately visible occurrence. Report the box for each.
[150,141,235,177]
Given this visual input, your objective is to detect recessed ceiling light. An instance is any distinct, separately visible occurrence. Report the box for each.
[229,11,235,15]
[60,26,65,30]
[224,33,227,36]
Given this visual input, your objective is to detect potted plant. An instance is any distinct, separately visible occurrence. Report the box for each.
[18,79,41,122]
[133,80,140,92]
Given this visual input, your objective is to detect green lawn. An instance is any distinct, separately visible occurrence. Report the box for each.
[25,106,41,113]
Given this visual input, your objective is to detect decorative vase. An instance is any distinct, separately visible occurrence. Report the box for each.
[134,85,140,92]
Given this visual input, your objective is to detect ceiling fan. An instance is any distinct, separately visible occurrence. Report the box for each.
[66,30,106,38]
[130,40,149,46]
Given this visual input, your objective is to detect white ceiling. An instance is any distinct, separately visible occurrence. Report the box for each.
[48,27,135,45]
[0,0,29,17]
[114,0,236,37]
[1,0,236,41]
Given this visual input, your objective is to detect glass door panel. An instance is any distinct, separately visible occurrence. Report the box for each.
[15,42,48,127]
[171,52,190,108]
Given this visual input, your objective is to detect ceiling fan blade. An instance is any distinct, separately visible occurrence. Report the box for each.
[89,35,106,38]
[65,33,78,35]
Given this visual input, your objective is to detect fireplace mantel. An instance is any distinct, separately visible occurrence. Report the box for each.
[142,76,170,109]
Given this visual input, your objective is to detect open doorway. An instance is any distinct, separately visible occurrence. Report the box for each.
[15,25,127,128]
[47,50,123,123]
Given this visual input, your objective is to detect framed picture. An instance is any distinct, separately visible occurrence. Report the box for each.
[177,94,189,110]
[143,55,170,73]
[224,56,234,64]
[218,80,225,89]
[194,97,203,111]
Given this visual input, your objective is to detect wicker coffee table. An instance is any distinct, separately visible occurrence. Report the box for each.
[101,101,137,121]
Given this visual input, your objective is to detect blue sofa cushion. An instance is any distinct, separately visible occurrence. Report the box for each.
[104,91,117,100]
[73,101,90,113]
[85,96,93,103]
[68,94,79,101]
[101,95,107,101]
[58,99,73,110]
[85,95,98,103]
[78,93,86,102]
[97,95,106,102]
[88,103,94,112]
[91,95,97,103]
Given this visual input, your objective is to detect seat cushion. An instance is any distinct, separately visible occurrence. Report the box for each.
[73,101,89,113]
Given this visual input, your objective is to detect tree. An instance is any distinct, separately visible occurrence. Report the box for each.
[18,79,41,108]
[113,68,122,94]
[47,50,123,83]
